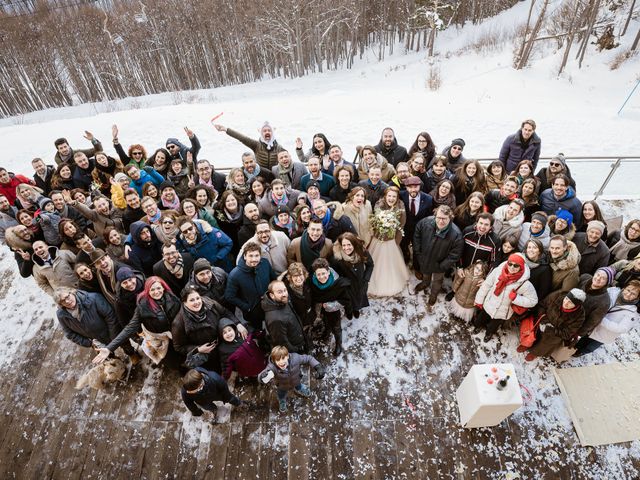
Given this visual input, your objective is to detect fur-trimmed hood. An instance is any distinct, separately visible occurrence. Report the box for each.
[550,240,581,272]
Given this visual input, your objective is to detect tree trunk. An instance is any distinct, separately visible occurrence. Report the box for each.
[558,0,581,75]
[622,0,636,36]
[516,0,537,69]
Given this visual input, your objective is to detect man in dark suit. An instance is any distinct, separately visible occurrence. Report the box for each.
[400,176,433,274]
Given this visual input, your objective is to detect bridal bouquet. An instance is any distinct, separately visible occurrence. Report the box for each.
[370,209,402,241]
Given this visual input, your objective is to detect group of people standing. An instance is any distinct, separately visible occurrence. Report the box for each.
[0,118,638,415]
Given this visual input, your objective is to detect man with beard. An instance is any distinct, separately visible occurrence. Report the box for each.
[65,193,123,236]
[5,225,35,277]
[400,176,433,269]
[189,257,229,305]
[72,152,96,191]
[270,150,307,190]
[574,221,610,275]
[225,242,277,329]
[311,199,356,243]
[540,174,582,226]
[323,145,359,182]
[262,280,307,354]
[214,121,285,171]
[0,193,18,243]
[518,211,551,250]
[194,159,226,193]
[498,119,541,171]
[287,219,333,271]
[390,162,411,191]
[53,131,102,166]
[175,219,234,272]
[32,240,78,296]
[548,235,581,294]
[484,177,520,213]
[91,248,129,307]
[50,190,90,231]
[300,156,335,197]
[374,127,408,167]
[358,165,388,207]
[153,242,194,294]
[31,158,55,195]
[122,189,145,231]
[238,220,291,275]
[237,202,261,246]
[158,181,180,211]
[128,221,162,276]
[242,152,274,183]
[535,153,576,192]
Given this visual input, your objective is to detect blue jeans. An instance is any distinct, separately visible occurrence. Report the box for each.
[276,385,304,401]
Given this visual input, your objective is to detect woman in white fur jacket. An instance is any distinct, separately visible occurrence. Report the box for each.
[473,253,538,342]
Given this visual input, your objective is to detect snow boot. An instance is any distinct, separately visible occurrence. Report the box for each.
[333,330,343,356]
[295,384,311,398]
[278,398,287,413]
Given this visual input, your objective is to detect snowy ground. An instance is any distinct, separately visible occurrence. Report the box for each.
[1,2,640,478]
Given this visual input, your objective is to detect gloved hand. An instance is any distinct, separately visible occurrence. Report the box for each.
[314,364,326,380]
[509,289,517,301]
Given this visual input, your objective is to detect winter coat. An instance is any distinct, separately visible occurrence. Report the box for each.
[577,274,612,337]
[452,265,485,309]
[172,297,240,356]
[524,253,553,301]
[152,253,194,296]
[282,277,314,327]
[56,291,120,347]
[375,138,408,167]
[612,260,640,288]
[287,236,334,270]
[129,168,164,196]
[590,287,639,344]
[609,228,640,262]
[226,128,284,171]
[318,202,358,242]
[238,231,291,275]
[0,210,18,244]
[413,217,463,274]
[517,223,551,250]
[548,215,576,241]
[72,161,95,191]
[181,368,237,415]
[33,165,55,195]
[535,167,576,193]
[573,233,610,276]
[485,189,515,213]
[498,130,542,172]
[0,173,33,205]
[114,272,145,325]
[549,241,581,293]
[400,190,433,241]
[261,294,307,353]
[528,291,584,357]
[224,257,276,314]
[341,200,372,246]
[357,154,396,183]
[72,200,123,236]
[166,135,201,163]
[32,247,78,296]
[310,271,352,314]
[216,318,267,379]
[539,187,582,225]
[460,225,501,268]
[258,190,301,219]
[475,259,538,320]
[271,162,308,190]
[259,352,320,391]
[331,243,374,310]
[128,221,162,276]
[35,211,62,246]
[299,172,336,196]
[358,179,389,208]
[492,204,524,241]
[189,266,228,303]
[175,222,233,271]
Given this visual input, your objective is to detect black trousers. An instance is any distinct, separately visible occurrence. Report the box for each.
[472,309,505,336]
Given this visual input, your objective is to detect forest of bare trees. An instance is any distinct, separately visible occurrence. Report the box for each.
[0,0,518,117]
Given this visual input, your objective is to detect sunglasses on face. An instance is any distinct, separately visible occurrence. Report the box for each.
[162,220,174,225]
[507,262,521,268]
[132,151,143,156]
[549,162,561,167]
[451,146,462,151]
[180,226,195,234]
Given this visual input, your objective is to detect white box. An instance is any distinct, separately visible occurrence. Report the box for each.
[456,363,523,428]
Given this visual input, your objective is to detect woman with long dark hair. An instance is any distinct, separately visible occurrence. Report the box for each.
[451,160,487,206]
[454,191,486,231]
[576,200,608,240]
[407,131,436,165]
[214,190,244,255]
[485,160,507,191]
[430,179,457,210]
[332,232,374,317]
[295,133,332,169]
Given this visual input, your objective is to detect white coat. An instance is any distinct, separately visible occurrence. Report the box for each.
[590,287,639,344]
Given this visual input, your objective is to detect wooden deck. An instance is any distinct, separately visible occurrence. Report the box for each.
[1,287,639,480]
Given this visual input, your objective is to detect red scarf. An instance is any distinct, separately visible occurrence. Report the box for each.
[493,262,524,296]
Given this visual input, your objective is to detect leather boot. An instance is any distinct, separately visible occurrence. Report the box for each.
[333,330,343,356]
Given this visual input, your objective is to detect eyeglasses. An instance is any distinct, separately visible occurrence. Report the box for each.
[131,151,143,156]
[507,262,521,268]
[257,230,271,236]
[60,293,73,305]
[180,226,195,234]
[417,139,427,144]
[162,220,175,225]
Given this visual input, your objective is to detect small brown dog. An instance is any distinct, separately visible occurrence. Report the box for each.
[76,357,127,390]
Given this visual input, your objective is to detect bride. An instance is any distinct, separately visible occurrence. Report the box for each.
[368,186,410,296]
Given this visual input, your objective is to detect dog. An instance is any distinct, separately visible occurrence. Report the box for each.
[139,325,172,365]
[75,357,127,390]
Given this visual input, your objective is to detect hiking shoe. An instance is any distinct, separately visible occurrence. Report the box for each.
[445,291,455,302]
[295,384,311,397]
[278,399,287,413]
